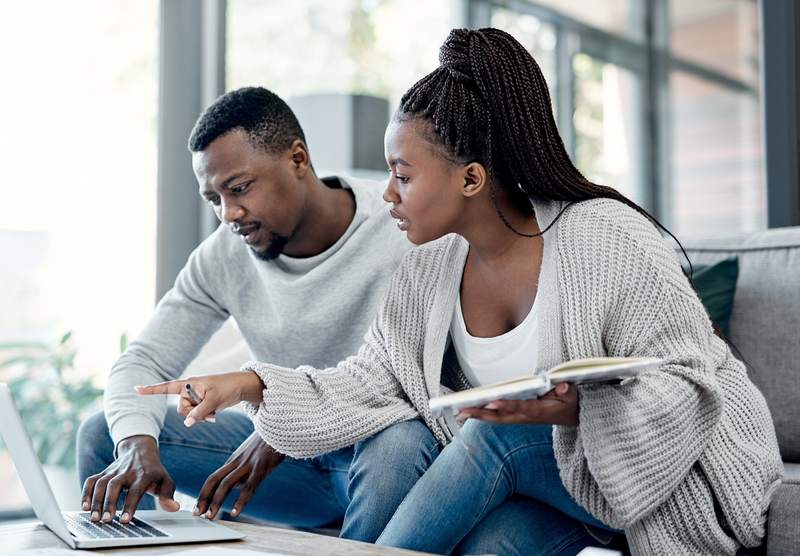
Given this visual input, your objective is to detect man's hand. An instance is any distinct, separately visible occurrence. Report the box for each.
[135,371,264,427]
[457,382,579,426]
[81,435,179,524]
[194,432,284,520]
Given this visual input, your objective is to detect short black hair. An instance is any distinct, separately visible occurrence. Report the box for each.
[188,86,306,154]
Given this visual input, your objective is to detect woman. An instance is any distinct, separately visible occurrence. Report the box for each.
[139,28,782,555]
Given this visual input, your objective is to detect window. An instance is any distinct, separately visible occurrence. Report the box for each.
[670,0,763,235]
[527,0,645,41]
[671,71,762,235]
[227,0,452,110]
[474,0,764,236]
[0,0,158,513]
[573,54,643,202]
[670,0,759,87]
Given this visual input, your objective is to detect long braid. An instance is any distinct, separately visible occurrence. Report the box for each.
[398,28,751,367]
[397,27,693,276]
[397,29,769,370]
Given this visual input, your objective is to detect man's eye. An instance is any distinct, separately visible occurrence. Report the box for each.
[231,181,251,194]
[397,175,410,184]
[206,196,220,206]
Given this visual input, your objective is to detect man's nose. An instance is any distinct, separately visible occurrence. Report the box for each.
[221,199,245,224]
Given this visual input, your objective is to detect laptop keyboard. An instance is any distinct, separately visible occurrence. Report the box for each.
[65,512,169,539]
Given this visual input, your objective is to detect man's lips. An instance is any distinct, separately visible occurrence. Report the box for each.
[232,223,262,244]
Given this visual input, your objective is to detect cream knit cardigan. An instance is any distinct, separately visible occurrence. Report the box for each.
[243,197,783,555]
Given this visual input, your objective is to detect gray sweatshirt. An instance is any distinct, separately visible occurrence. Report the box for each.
[103,175,412,447]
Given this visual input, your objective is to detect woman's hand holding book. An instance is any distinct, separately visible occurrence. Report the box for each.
[456,382,578,426]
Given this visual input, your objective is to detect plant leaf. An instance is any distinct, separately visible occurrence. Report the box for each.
[0,341,49,350]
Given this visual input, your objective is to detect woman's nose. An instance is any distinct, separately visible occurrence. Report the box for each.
[383,178,398,204]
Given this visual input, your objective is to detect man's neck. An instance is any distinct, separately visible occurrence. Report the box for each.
[282,175,356,258]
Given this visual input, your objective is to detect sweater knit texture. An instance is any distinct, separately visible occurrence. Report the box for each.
[242,197,783,555]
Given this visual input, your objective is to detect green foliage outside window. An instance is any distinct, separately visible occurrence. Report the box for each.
[0,331,123,469]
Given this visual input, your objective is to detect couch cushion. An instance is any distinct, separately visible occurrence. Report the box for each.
[784,462,800,485]
[766,482,800,556]
[679,227,800,462]
[685,257,739,337]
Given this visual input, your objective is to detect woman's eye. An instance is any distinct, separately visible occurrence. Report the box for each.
[207,196,220,206]
[387,168,409,184]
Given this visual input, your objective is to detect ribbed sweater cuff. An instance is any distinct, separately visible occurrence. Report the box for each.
[108,414,161,454]
[239,360,274,417]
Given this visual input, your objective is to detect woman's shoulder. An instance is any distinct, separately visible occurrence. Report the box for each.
[562,196,650,229]
[559,197,666,250]
[557,196,683,276]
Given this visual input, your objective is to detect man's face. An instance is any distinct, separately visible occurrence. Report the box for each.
[192,129,305,260]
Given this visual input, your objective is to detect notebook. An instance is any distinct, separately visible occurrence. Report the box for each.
[428,357,663,417]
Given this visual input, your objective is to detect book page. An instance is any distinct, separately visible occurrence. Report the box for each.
[428,357,663,417]
[428,374,548,416]
[549,357,660,376]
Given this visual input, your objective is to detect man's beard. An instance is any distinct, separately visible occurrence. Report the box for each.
[251,231,290,261]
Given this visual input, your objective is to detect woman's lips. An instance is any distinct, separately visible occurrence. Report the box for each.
[389,209,409,231]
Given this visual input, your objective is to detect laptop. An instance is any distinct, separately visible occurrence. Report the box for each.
[0,383,245,549]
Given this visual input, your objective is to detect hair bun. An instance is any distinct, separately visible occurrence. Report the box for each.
[439,28,475,82]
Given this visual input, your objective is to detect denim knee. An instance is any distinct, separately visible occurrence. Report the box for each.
[351,419,439,479]
[341,420,440,542]
[76,410,114,486]
[454,419,553,461]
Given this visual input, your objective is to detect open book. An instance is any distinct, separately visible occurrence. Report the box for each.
[429,357,663,417]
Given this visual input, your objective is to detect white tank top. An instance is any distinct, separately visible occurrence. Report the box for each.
[449,291,539,387]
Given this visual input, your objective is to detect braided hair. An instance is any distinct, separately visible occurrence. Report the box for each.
[397,27,688,258]
[399,29,773,360]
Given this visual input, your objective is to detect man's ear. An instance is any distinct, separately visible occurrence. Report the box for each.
[288,139,311,177]
[462,162,487,198]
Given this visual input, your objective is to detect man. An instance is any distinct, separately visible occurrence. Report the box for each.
[76,87,435,541]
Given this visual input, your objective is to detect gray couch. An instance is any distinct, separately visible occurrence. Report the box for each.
[682,226,800,556]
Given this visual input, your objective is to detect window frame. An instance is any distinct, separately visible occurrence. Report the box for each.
[468,0,774,230]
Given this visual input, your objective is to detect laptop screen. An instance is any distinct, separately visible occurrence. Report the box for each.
[0,383,76,548]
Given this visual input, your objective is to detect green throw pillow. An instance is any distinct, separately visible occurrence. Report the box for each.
[683,256,739,337]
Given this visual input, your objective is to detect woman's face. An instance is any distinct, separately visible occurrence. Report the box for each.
[382,119,467,245]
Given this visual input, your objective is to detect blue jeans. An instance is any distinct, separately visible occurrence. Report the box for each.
[77,409,438,542]
[377,420,617,556]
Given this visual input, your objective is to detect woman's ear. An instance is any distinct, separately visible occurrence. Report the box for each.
[462,162,487,198]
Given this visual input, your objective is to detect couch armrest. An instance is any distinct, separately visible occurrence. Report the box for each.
[767,482,800,556]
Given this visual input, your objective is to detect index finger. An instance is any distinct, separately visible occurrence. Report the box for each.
[135,380,187,396]
[81,474,101,511]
